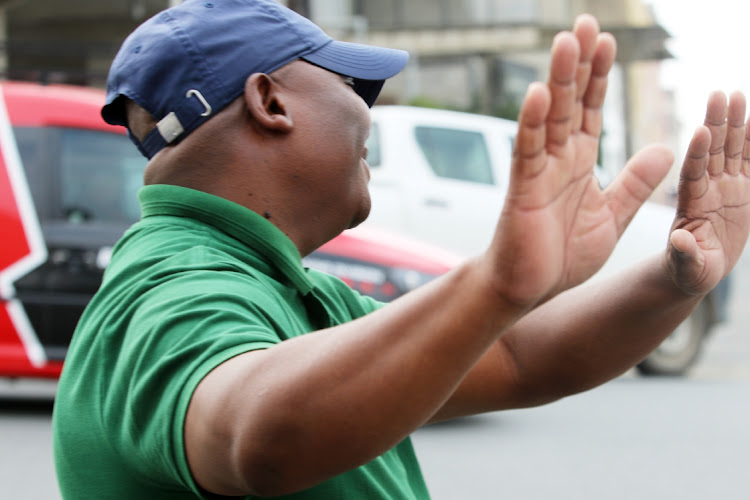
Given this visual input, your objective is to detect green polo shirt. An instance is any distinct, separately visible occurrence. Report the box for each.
[53,184,430,499]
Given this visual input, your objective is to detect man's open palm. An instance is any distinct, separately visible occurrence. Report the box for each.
[667,90,750,295]
[487,15,674,306]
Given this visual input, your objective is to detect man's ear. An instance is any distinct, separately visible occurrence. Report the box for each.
[243,73,294,133]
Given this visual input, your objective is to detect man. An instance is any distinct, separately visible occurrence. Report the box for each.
[52,0,750,498]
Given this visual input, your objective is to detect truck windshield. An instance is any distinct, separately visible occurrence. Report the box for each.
[13,126,147,224]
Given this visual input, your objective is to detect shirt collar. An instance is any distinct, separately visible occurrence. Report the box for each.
[138,184,314,295]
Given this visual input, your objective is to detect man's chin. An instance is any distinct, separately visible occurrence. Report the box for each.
[347,202,371,230]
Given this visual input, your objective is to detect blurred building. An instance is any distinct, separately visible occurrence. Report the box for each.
[3,1,164,86]
[0,0,680,201]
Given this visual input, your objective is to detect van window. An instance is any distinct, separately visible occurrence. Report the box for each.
[414,126,494,185]
[14,127,147,224]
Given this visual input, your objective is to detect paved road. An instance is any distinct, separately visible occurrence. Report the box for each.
[689,247,750,382]
[0,385,57,499]
[413,379,750,499]
[2,251,749,499]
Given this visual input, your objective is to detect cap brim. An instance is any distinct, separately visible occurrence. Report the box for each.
[302,40,409,106]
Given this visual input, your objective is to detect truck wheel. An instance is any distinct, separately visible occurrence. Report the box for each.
[636,300,709,377]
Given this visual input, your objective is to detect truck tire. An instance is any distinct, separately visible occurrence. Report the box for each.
[636,300,709,377]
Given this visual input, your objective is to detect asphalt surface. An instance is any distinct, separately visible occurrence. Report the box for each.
[414,378,750,499]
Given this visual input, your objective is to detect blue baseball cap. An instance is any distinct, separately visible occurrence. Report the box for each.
[102,0,409,159]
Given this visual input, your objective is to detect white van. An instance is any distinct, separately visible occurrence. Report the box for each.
[362,105,730,376]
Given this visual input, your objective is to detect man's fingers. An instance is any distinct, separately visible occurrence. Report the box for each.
[603,144,674,233]
[725,91,747,176]
[679,125,712,205]
[570,14,599,132]
[545,15,614,153]
[580,32,616,137]
[513,82,551,179]
[667,228,704,293]
[545,32,580,155]
[669,228,700,259]
[703,91,729,177]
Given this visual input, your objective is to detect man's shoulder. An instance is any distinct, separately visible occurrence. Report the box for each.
[306,267,385,320]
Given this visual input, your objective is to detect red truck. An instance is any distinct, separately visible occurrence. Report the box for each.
[0,81,459,379]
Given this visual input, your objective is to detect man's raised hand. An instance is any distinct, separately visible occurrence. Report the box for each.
[486,14,674,308]
[667,91,750,296]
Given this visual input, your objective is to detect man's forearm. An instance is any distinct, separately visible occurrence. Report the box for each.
[498,254,703,407]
